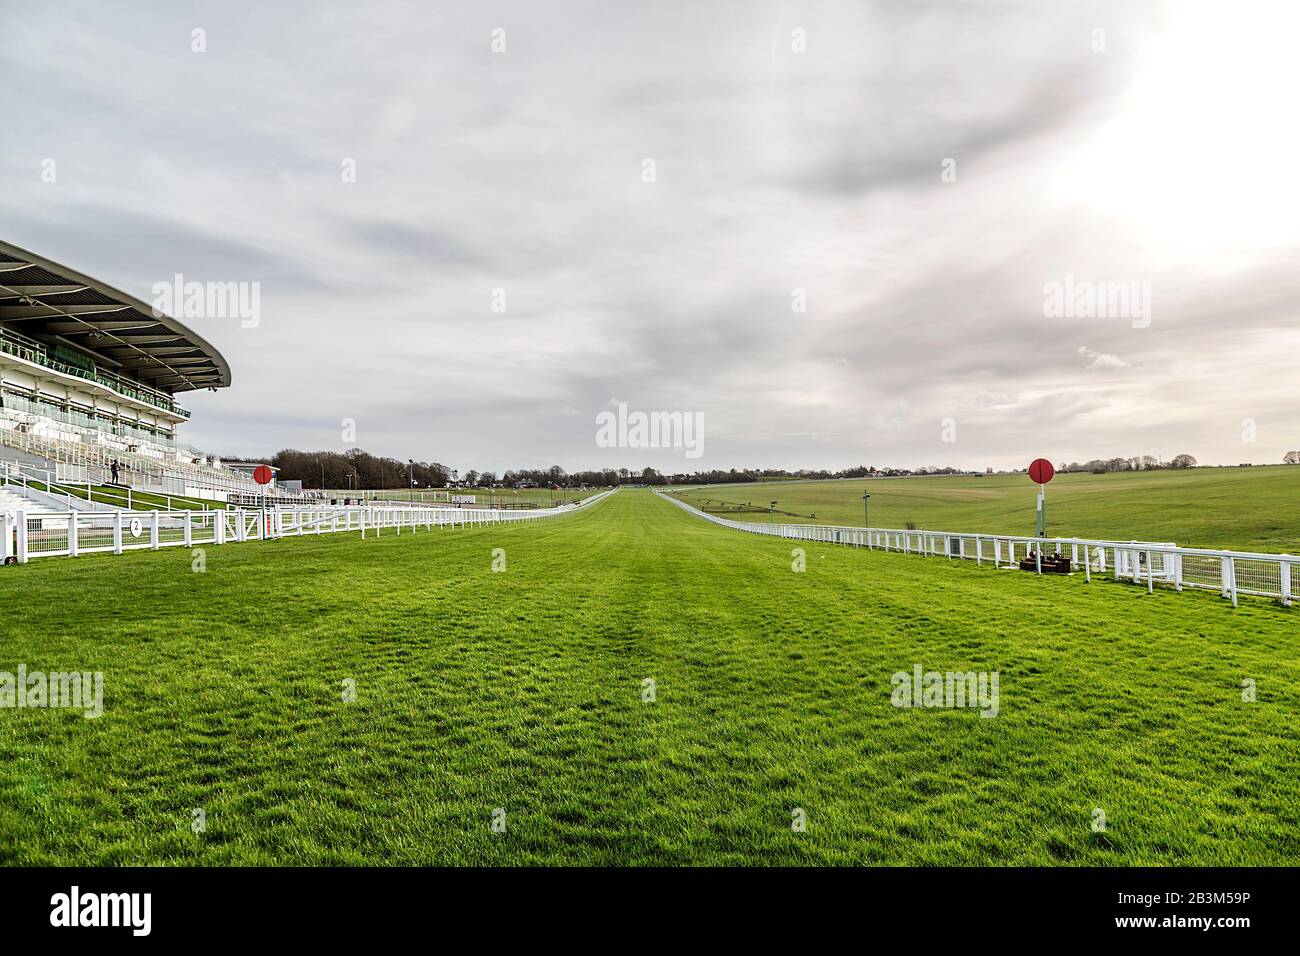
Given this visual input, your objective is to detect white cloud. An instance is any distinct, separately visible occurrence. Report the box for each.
[1077,346,1132,370]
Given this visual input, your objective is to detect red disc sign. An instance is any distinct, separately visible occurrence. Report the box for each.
[1028,459,1055,484]
[253,464,274,485]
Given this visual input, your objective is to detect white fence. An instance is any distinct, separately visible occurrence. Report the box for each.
[657,492,1297,607]
[2,489,617,564]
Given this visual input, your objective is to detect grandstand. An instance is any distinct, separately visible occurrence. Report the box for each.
[0,240,300,512]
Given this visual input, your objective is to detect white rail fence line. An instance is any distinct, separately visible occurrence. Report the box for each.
[2,489,617,564]
[656,491,1297,608]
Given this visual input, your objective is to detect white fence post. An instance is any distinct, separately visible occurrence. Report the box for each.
[183,511,193,547]
[68,512,78,557]
[114,512,123,554]
[16,511,27,563]
[151,511,160,550]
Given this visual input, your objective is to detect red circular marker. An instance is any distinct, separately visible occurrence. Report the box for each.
[253,464,274,485]
[1028,458,1055,484]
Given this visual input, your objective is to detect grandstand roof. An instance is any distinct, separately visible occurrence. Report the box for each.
[0,239,231,394]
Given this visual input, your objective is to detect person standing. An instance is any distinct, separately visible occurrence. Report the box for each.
[111,460,120,484]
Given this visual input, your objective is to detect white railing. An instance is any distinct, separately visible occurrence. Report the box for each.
[2,488,617,564]
[657,491,1297,607]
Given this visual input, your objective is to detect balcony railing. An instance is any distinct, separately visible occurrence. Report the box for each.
[0,327,191,419]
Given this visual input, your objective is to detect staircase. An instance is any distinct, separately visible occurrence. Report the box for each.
[0,487,61,518]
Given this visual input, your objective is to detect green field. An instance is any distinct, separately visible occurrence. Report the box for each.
[670,466,1300,553]
[343,487,600,509]
[2,489,1295,865]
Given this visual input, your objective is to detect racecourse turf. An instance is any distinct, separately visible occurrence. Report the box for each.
[1,489,1296,865]
[669,466,1300,553]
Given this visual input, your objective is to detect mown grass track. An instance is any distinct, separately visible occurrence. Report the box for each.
[1,490,1296,864]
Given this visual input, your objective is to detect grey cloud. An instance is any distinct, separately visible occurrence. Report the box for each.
[2,0,1297,472]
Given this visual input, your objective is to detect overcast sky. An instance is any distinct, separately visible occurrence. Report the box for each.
[3,1,1298,473]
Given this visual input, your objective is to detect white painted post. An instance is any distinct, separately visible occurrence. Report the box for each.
[16,510,27,563]
[114,512,123,554]
[151,510,160,550]
[183,511,193,547]
[1146,550,1154,593]
[68,512,78,557]
[215,511,226,545]
[1222,556,1237,607]
[0,511,10,563]
[1282,562,1292,607]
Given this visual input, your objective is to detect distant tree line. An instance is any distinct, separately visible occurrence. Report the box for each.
[258,447,1244,490]
[267,449,451,490]
[1057,454,1197,474]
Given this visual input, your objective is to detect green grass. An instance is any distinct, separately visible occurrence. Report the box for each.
[671,466,1300,553]
[1,490,1296,865]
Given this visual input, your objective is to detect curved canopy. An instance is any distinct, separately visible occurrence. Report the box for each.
[0,239,231,393]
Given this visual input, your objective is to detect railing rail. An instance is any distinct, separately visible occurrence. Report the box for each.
[656,491,1296,608]
[2,488,618,563]
[0,326,191,418]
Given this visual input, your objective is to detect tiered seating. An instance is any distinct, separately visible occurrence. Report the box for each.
[0,407,295,501]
